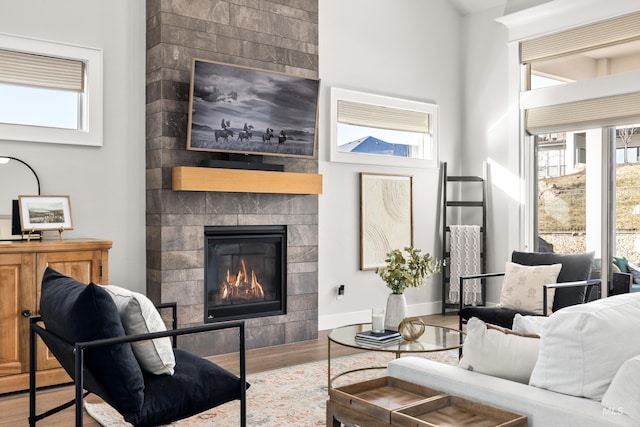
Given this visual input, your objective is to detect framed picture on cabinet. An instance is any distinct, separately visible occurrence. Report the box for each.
[360,173,413,270]
[18,195,73,232]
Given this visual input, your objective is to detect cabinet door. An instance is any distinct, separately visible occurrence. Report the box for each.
[35,249,106,371]
[0,253,35,377]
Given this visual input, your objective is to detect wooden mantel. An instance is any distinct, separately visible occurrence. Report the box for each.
[172,166,323,194]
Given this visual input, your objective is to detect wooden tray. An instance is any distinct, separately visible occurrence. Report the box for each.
[391,395,528,427]
[330,377,445,423]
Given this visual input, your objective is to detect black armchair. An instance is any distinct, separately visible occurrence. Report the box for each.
[29,268,248,427]
[458,251,601,330]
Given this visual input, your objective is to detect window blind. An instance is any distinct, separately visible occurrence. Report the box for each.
[0,48,85,91]
[522,11,640,134]
[521,11,640,63]
[526,92,640,134]
[337,99,430,133]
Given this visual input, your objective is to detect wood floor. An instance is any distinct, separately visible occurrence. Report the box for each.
[0,314,458,426]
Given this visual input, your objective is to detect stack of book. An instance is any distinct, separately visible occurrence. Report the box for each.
[355,329,403,347]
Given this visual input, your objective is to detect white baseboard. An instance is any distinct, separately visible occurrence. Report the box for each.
[318,301,443,331]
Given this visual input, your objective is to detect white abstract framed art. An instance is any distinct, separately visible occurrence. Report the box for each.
[360,173,413,270]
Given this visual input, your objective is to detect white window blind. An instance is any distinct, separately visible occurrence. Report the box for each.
[526,92,640,134]
[337,99,430,134]
[522,11,640,134]
[521,11,640,63]
[0,48,84,92]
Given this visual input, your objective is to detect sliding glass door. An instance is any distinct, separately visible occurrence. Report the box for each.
[533,124,640,288]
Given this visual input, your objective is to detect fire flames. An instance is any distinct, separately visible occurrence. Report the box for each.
[220,259,265,301]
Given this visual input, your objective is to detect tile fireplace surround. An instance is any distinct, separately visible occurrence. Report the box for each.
[145,0,320,356]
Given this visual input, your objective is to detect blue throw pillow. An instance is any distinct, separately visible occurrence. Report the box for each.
[39,267,145,416]
[613,256,630,273]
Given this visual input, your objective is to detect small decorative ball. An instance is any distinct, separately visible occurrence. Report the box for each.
[398,317,426,341]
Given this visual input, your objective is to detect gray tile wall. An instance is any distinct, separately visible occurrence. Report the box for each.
[146,0,319,355]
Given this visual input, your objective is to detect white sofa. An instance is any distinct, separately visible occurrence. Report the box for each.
[388,292,640,427]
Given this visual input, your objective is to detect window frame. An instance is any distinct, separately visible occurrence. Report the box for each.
[0,32,103,147]
[498,1,640,299]
[330,87,439,168]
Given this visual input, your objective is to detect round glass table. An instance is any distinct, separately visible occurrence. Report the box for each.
[328,323,465,388]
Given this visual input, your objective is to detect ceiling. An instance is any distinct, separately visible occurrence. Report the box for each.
[448,0,554,16]
[448,0,507,16]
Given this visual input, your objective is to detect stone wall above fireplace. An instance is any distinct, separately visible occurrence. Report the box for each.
[145,0,319,356]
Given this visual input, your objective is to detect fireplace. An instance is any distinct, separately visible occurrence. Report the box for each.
[204,225,287,322]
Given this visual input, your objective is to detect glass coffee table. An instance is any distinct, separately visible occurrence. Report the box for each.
[328,323,464,388]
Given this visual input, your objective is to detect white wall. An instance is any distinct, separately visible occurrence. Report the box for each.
[0,0,146,291]
[317,0,464,329]
[460,7,515,302]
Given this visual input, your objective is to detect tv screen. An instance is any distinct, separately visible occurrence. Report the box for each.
[187,59,319,158]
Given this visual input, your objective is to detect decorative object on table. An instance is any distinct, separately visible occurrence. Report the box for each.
[0,156,41,241]
[355,329,401,342]
[384,293,409,332]
[398,316,426,341]
[355,329,402,347]
[360,173,413,270]
[376,246,441,331]
[18,195,73,241]
[371,307,385,333]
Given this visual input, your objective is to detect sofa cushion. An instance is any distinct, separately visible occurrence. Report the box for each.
[101,284,175,375]
[601,355,640,422]
[612,256,629,273]
[39,267,145,416]
[128,349,246,426]
[511,251,594,311]
[388,356,639,427]
[497,262,561,315]
[627,262,640,284]
[529,292,640,400]
[458,317,540,384]
[459,305,538,329]
[512,313,549,335]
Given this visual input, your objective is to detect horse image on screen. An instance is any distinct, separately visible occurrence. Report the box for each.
[187,59,319,158]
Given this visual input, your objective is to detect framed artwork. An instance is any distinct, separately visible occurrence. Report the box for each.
[18,195,73,232]
[360,173,413,270]
[187,59,320,158]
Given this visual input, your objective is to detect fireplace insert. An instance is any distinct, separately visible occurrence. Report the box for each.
[204,225,287,322]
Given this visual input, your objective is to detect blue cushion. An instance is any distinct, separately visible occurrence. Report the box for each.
[511,251,594,311]
[39,267,145,416]
[613,256,630,273]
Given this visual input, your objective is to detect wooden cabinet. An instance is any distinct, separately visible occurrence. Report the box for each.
[0,239,111,394]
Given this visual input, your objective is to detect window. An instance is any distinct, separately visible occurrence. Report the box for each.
[330,87,438,168]
[0,33,103,146]
[519,10,640,290]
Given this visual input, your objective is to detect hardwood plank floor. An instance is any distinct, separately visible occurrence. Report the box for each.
[0,314,458,427]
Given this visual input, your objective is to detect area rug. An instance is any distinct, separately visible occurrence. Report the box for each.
[85,350,458,426]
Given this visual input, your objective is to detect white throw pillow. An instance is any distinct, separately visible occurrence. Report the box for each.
[512,313,549,335]
[458,317,540,384]
[530,293,640,400]
[101,284,175,375]
[601,355,640,422]
[497,262,561,315]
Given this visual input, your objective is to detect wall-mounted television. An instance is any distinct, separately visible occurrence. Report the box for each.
[187,59,319,158]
